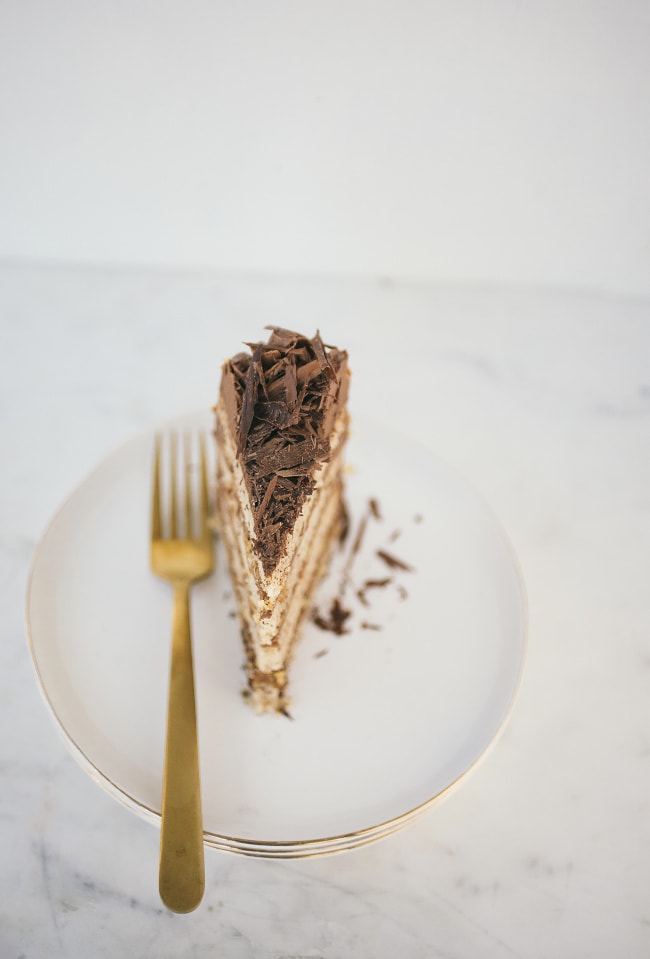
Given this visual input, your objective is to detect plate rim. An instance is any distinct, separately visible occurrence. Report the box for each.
[25,410,528,857]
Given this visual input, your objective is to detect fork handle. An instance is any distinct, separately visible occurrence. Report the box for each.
[159,582,205,913]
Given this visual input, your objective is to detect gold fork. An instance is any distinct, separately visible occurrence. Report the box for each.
[151,431,214,913]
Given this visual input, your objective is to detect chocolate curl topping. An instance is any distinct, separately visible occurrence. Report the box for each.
[256,472,278,520]
[222,327,348,574]
[283,357,298,410]
[237,343,263,452]
[312,330,336,381]
[264,326,305,350]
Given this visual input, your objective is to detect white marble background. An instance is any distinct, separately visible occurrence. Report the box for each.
[1,263,649,957]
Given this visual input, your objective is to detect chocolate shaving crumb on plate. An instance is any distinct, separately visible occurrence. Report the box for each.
[364,577,393,589]
[311,596,352,635]
[350,513,368,560]
[376,549,415,572]
[357,576,393,607]
[311,493,418,649]
[339,501,350,545]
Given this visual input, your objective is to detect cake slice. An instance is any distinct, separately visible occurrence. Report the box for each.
[214,327,350,714]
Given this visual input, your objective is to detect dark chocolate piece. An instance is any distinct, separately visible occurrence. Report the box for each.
[339,500,350,546]
[237,343,263,453]
[357,576,392,607]
[364,577,392,589]
[311,596,352,635]
[376,549,414,572]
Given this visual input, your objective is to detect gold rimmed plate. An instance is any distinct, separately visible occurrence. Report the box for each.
[26,411,527,857]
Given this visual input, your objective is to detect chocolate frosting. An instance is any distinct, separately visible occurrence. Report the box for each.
[219,327,349,574]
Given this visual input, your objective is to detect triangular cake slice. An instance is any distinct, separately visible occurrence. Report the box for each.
[214,327,350,713]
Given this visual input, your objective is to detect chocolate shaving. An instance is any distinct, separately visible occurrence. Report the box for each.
[296,359,322,387]
[365,577,393,589]
[339,501,350,545]
[368,498,382,520]
[283,359,298,409]
[237,343,263,452]
[357,576,392,607]
[256,472,278,520]
[251,438,329,478]
[264,325,301,349]
[361,622,382,631]
[255,401,293,428]
[311,597,352,635]
[339,510,368,597]
[312,330,335,380]
[376,549,414,572]
[350,513,368,560]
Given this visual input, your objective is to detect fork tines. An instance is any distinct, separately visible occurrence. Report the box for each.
[152,431,210,542]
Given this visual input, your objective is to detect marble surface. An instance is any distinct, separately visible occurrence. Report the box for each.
[1,262,649,957]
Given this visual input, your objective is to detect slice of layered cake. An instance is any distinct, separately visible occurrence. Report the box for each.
[214,327,350,714]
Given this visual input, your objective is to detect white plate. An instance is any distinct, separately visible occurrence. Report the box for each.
[26,412,526,856]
